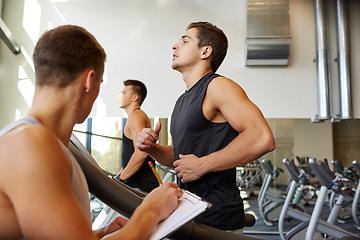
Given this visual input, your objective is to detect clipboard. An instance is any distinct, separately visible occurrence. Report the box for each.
[149,190,211,240]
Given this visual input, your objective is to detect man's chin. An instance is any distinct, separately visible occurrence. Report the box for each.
[171,64,180,71]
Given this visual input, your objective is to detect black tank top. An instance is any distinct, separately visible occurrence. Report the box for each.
[170,72,244,230]
[121,130,159,193]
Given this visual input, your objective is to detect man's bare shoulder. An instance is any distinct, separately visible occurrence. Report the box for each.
[0,124,72,191]
[0,124,61,156]
[210,76,245,91]
[207,76,248,103]
[128,110,151,129]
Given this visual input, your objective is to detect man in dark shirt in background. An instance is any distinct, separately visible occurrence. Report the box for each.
[116,80,159,192]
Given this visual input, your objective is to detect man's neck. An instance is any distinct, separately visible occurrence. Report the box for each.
[27,87,80,145]
[124,104,141,116]
[182,68,213,90]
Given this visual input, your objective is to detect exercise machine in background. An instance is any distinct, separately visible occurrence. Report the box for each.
[352,161,360,229]
[278,158,360,240]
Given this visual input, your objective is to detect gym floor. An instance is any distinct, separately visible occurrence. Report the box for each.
[241,187,360,240]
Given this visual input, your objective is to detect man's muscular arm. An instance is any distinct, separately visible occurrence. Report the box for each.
[119,112,151,180]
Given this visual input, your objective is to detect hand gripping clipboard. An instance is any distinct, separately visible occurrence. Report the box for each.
[149,190,212,240]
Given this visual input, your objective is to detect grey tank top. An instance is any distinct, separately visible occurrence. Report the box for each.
[0,116,92,225]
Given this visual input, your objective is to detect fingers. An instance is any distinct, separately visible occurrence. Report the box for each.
[136,135,155,149]
[175,171,188,183]
[142,128,159,142]
[173,160,184,182]
[141,182,183,222]
[146,182,182,200]
[162,182,183,197]
[113,217,128,228]
[173,154,187,167]
[173,159,179,168]
[104,217,128,235]
[173,154,200,183]
[173,154,187,169]
[135,122,162,152]
[135,128,159,151]
[154,121,161,135]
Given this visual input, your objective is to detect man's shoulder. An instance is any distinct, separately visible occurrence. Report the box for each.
[208,76,245,97]
[211,75,238,86]
[0,124,72,190]
[0,124,56,146]
[128,110,150,128]
[0,124,68,171]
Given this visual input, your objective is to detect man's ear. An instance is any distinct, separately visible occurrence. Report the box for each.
[84,69,96,92]
[201,46,213,59]
[132,94,139,102]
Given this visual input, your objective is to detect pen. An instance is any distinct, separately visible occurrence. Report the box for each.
[148,161,163,185]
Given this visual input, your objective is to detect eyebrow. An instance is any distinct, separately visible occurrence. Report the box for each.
[181,35,191,40]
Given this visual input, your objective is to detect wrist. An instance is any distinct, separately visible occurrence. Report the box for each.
[135,203,161,223]
[123,205,160,239]
[116,175,125,183]
[146,142,158,156]
[198,155,210,175]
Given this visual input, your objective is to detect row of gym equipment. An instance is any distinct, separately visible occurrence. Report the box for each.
[237,157,360,239]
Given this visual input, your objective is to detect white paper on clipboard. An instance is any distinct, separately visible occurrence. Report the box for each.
[149,190,211,240]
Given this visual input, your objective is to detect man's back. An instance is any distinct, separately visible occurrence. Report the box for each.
[0,119,90,239]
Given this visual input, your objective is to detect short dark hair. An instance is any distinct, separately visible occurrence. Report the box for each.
[33,25,106,87]
[187,22,228,72]
[123,79,147,105]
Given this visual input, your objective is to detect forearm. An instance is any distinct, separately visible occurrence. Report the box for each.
[200,128,275,173]
[120,151,147,180]
[147,144,175,168]
[120,163,142,180]
[102,205,159,240]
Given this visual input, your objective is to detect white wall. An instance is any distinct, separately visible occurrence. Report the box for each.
[0,0,359,128]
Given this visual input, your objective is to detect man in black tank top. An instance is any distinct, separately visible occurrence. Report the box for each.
[136,22,275,230]
[115,80,159,192]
